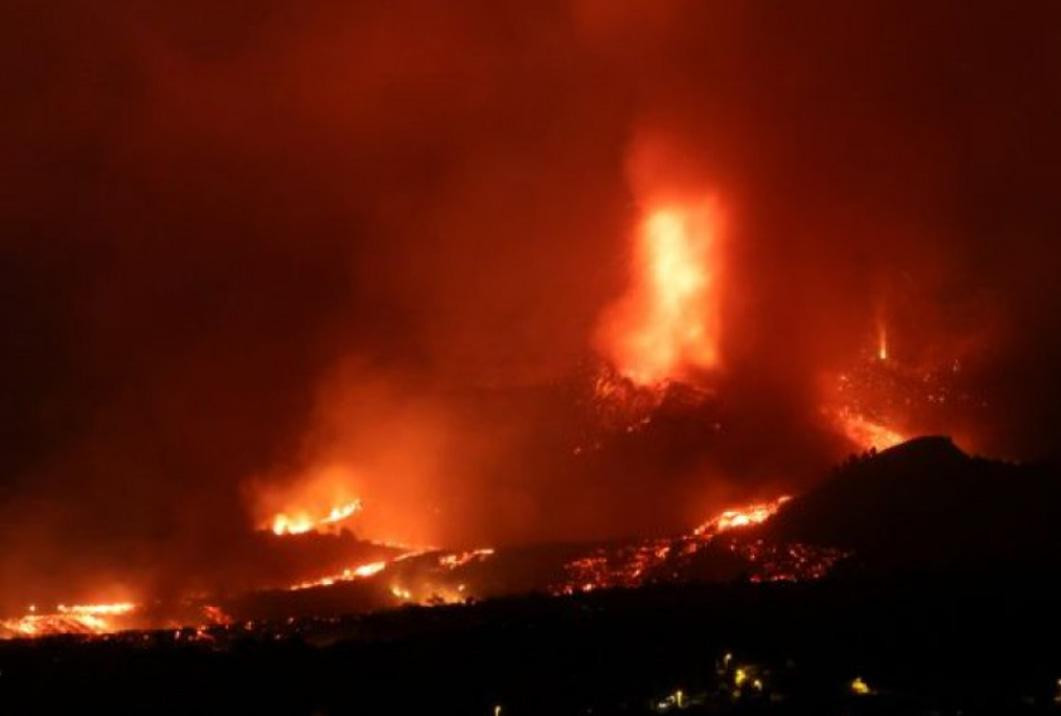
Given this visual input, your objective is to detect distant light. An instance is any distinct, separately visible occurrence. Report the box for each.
[850,676,872,695]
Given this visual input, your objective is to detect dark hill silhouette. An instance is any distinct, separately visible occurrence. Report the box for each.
[761,436,1061,572]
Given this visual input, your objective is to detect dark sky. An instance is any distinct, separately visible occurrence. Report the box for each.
[3,0,1061,608]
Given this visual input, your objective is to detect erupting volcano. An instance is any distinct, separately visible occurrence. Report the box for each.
[4,2,1061,713]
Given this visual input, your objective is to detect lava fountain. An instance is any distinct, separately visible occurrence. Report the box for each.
[597,198,723,388]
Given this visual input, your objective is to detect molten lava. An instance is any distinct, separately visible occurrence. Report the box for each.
[288,558,388,591]
[250,463,364,536]
[598,199,722,387]
[821,318,913,453]
[270,499,362,536]
[1,602,138,639]
[438,548,495,570]
[551,495,825,595]
[692,496,792,537]
[833,409,906,452]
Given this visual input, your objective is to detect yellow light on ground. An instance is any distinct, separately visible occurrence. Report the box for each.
[850,676,871,695]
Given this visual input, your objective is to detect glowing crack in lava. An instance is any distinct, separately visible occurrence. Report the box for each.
[270,499,362,536]
[598,199,722,387]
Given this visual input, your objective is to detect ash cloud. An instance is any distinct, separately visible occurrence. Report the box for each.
[2,0,1061,609]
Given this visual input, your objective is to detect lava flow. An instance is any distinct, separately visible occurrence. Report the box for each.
[0,602,138,639]
[692,496,792,538]
[288,559,388,591]
[550,495,842,595]
[0,495,850,640]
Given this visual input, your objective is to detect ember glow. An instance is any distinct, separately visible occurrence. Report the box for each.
[599,199,723,387]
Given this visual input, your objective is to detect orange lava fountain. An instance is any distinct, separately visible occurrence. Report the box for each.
[598,199,723,387]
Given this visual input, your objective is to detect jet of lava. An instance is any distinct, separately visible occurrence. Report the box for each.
[598,198,723,387]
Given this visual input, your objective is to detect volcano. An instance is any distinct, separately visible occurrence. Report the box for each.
[6,2,1061,712]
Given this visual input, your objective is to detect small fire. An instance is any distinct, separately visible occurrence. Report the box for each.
[877,320,889,361]
[270,499,362,536]
[598,199,722,387]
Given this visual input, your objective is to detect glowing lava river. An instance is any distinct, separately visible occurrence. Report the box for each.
[0,495,846,641]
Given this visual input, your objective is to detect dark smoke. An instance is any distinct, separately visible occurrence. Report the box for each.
[2,0,1061,610]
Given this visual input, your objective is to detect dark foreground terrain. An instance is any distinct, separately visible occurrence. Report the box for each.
[2,573,1060,715]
